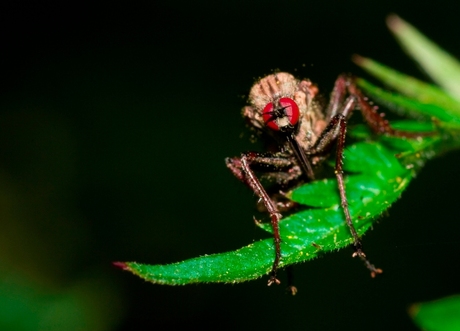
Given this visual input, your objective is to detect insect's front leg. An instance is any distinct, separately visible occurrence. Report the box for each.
[226,152,296,286]
[312,97,383,277]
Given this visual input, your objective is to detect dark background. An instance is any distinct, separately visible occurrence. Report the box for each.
[1,1,460,330]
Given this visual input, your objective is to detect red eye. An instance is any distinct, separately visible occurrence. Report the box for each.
[262,102,278,130]
[280,97,300,125]
[262,97,300,131]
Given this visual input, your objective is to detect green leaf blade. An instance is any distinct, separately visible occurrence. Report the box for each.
[356,78,460,123]
[353,56,460,119]
[119,141,415,285]
[123,241,275,285]
[387,15,460,101]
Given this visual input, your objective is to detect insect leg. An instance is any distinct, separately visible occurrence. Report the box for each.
[346,77,434,137]
[226,153,295,286]
[313,97,383,277]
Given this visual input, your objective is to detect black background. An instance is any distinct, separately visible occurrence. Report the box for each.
[1,1,460,330]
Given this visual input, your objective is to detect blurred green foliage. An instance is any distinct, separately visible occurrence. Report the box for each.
[410,295,460,331]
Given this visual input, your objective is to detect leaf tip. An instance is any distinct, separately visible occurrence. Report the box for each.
[351,54,368,67]
[408,302,420,318]
[113,261,129,270]
[386,14,406,33]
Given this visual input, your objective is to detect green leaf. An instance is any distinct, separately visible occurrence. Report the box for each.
[387,15,460,101]
[409,295,460,331]
[117,125,437,285]
[350,120,448,172]
[353,56,460,120]
[355,78,460,123]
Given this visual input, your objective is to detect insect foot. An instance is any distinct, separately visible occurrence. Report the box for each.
[353,248,383,278]
[267,274,281,286]
[286,286,298,296]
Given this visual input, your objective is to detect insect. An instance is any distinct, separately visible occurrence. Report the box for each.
[226,72,425,287]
